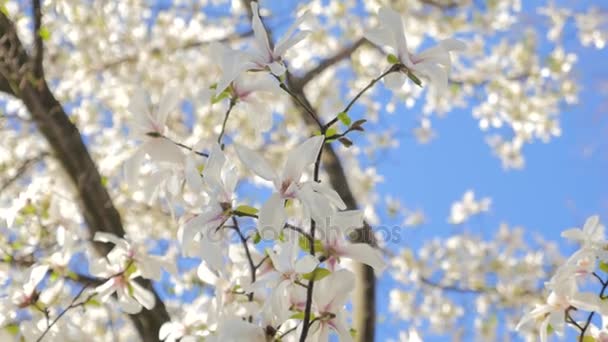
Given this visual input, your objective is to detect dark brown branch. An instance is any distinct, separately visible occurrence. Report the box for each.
[0,12,169,341]
[292,38,367,90]
[32,0,43,78]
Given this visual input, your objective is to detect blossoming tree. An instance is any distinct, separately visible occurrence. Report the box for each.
[0,0,606,341]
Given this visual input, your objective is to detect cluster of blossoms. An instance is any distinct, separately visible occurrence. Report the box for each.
[517,216,608,342]
[0,0,604,341]
[0,3,463,341]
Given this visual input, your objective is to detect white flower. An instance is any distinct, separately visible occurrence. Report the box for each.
[561,215,604,248]
[230,73,281,133]
[12,264,49,308]
[125,87,184,187]
[447,190,491,225]
[179,144,237,271]
[309,269,355,342]
[319,210,386,273]
[235,136,345,239]
[249,1,310,76]
[365,7,465,95]
[252,238,317,320]
[94,232,174,281]
[90,257,155,314]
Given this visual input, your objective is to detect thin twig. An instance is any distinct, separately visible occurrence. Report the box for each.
[217,98,237,147]
[162,135,209,157]
[325,64,399,129]
[36,284,92,341]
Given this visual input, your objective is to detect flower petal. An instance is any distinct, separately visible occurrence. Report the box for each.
[258,193,287,240]
[234,144,277,181]
[282,135,324,183]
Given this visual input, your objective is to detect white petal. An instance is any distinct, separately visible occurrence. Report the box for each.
[95,279,117,301]
[197,262,220,286]
[258,193,287,240]
[439,38,466,51]
[157,87,181,127]
[378,7,408,59]
[131,281,156,310]
[184,156,204,193]
[340,243,386,273]
[267,61,286,76]
[250,2,272,62]
[294,255,318,274]
[234,144,277,181]
[117,286,142,314]
[26,264,49,293]
[282,135,324,183]
[309,181,346,210]
[144,138,184,165]
[199,238,225,273]
[364,27,393,48]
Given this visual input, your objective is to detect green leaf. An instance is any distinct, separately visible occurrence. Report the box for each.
[387,54,399,64]
[600,261,608,273]
[350,328,357,338]
[5,323,19,336]
[582,336,596,342]
[325,127,338,138]
[290,312,306,320]
[101,176,109,187]
[337,112,351,126]
[49,271,58,282]
[234,205,258,216]
[298,236,323,253]
[38,27,51,41]
[253,232,261,244]
[302,268,331,281]
[546,323,554,335]
[21,203,37,216]
[86,299,102,307]
[211,89,231,104]
[124,263,138,278]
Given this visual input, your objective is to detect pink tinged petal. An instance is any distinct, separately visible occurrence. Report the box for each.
[294,255,318,274]
[95,279,117,301]
[130,280,156,310]
[117,286,142,314]
[378,7,408,60]
[340,243,386,273]
[234,144,277,181]
[384,72,407,90]
[250,2,273,61]
[156,87,180,128]
[282,135,325,183]
[258,193,287,239]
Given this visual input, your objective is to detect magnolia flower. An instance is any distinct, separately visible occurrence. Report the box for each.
[235,136,345,238]
[12,264,49,308]
[562,215,605,248]
[94,232,174,281]
[208,318,266,342]
[249,1,309,76]
[252,238,317,319]
[180,144,237,271]
[309,269,355,342]
[365,7,465,94]
[319,210,386,273]
[230,73,281,133]
[90,256,155,314]
[125,87,184,187]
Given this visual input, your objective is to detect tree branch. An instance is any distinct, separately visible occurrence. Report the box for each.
[0,152,49,192]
